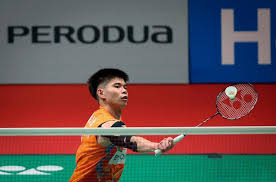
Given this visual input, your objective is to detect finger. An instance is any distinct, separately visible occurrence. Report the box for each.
[158,143,165,150]
[166,139,171,148]
[167,137,173,141]
[165,138,173,150]
[162,139,171,150]
[161,139,169,150]
[166,138,173,147]
[169,138,174,145]
[161,141,167,150]
[159,138,173,151]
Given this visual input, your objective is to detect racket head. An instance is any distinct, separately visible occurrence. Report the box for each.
[216,83,258,120]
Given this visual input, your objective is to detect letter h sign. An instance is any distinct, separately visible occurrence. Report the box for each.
[221,9,271,65]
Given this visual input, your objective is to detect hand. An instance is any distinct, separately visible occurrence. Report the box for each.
[157,137,174,153]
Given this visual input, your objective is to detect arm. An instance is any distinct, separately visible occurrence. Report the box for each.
[130,136,173,153]
[130,136,158,153]
[98,120,174,153]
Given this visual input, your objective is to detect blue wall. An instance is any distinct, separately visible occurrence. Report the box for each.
[189,0,276,83]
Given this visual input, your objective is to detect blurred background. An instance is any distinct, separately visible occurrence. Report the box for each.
[0,0,275,181]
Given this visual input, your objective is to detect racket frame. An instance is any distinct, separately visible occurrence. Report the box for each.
[155,83,258,156]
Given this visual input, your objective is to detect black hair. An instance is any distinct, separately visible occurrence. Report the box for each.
[87,68,129,100]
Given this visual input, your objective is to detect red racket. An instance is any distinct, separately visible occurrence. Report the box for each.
[155,83,258,155]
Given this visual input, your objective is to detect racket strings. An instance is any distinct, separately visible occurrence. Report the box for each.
[217,84,257,120]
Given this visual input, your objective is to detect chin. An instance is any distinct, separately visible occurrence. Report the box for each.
[121,102,128,109]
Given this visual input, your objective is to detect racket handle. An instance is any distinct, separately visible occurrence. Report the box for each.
[155,134,185,156]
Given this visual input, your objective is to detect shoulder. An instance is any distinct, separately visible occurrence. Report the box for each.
[86,107,117,128]
[101,120,126,128]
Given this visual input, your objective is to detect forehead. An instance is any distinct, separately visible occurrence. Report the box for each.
[107,77,126,85]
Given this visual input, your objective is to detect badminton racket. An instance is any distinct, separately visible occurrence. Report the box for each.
[155,83,258,155]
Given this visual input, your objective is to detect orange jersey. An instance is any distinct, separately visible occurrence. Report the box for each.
[70,106,126,182]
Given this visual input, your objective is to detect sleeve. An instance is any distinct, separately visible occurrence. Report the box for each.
[85,110,117,128]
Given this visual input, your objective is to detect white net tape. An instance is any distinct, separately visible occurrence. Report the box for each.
[0,126,276,136]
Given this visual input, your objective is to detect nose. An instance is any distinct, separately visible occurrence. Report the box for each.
[122,87,127,94]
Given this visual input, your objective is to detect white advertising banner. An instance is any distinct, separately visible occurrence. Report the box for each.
[0,0,188,83]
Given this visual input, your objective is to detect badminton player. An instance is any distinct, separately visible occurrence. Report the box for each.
[70,68,174,182]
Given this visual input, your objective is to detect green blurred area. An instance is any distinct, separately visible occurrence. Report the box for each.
[0,154,275,182]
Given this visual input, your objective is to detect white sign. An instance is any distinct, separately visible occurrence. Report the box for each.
[109,149,127,165]
[221,8,271,65]
[0,0,189,84]
[0,165,63,175]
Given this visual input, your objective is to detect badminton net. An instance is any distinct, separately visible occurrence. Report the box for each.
[0,126,276,182]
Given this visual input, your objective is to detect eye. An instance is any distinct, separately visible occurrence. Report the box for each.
[114,84,120,88]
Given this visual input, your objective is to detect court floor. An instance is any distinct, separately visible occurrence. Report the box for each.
[0,154,275,182]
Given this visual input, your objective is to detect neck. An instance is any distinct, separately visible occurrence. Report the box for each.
[100,102,122,120]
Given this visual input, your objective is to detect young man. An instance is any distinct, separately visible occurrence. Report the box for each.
[70,68,174,182]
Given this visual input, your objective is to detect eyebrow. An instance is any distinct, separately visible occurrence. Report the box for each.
[113,82,127,86]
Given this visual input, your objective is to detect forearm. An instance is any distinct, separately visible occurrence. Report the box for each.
[130,136,158,153]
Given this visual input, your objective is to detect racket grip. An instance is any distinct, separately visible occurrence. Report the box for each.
[154,134,185,156]
[173,134,185,144]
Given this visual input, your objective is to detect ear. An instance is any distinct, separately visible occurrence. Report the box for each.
[97,88,105,100]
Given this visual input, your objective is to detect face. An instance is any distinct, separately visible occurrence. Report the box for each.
[98,77,128,109]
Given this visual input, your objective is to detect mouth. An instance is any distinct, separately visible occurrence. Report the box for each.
[121,96,128,101]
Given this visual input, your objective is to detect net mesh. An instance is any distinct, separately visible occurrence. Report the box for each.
[0,127,276,182]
